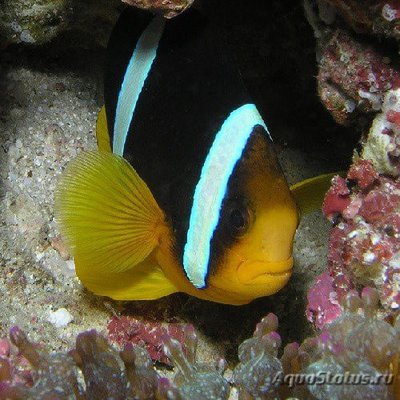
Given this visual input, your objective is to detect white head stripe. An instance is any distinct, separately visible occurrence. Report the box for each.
[183,104,270,288]
[113,16,166,156]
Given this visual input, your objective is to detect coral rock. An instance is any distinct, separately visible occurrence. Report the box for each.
[306,272,342,329]
[318,29,400,126]
[0,0,120,47]
[363,88,400,176]
[320,159,400,316]
[122,0,194,18]
[322,175,351,221]
[324,0,400,41]
[107,315,187,364]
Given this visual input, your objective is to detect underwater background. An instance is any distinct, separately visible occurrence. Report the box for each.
[0,0,399,399]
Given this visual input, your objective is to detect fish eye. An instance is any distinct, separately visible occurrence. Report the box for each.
[230,208,246,230]
[225,200,252,236]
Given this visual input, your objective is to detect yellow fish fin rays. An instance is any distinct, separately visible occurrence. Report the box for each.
[290,171,345,216]
[96,105,112,152]
[75,253,178,300]
[55,151,167,276]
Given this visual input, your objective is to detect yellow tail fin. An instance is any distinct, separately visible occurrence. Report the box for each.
[290,172,344,216]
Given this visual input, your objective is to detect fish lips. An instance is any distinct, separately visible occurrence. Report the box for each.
[236,256,293,285]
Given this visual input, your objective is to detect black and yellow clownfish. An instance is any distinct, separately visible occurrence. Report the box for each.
[55,7,334,305]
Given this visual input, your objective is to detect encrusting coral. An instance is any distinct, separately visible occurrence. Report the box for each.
[309,1,400,128]
[307,158,400,328]
[1,288,398,400]
[305,0,400,335]
[322,0,400,41]
[121,0,194,18]
[107,315,188,365]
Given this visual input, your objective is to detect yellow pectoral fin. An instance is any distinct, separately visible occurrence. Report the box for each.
[290,171,346,216]
[55,151,167,275]
[75,253,178,300]
[96,105,112,152]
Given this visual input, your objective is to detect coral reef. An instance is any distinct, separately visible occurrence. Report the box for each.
[0,325,228,400]
[236,289,399,400]
[306,271,341,329]
[0,0,72,46]
[233,313,283,399]
[311,1,400,128]
[0,327,160,399]
[317,29,400,126]
[307,158,400,326]
[162,325,230,400]
[1,289,398,399]
[363,88,400,176]
[323,0,400,41]
[107,315,187,364]
[0,0,193,47]
[122,0,194,18]
[307,0,400,332]
[312,78,400,319]
[303,288,399,400]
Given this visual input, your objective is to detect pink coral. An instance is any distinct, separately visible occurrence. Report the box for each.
[318,160,400,322]
[318,29,400,125]
[107,316,187,364]
[122,0,193,18]
[306,272,342,329]
[347,159,379,189]
[323,1,400,40]
[322,175,351,221]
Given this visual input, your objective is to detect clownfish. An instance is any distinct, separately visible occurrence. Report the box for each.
[55,7,334,305]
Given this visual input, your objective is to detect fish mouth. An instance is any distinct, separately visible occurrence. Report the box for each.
[236,257,293,284]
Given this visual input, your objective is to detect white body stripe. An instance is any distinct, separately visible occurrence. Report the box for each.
[113,16,166,156]
[183,104,269,288]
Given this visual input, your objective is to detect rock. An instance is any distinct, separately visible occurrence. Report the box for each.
[317,30,400,126]
[0,0,120,47]
[47,308,74,328]
[320,159,400,316]
[363,88,400,176]
[0,0,72,46]
[323,0,400,41]
[122,0,194,18]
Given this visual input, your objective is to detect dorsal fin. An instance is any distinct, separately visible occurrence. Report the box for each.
[96,105,112,152]
[290,172,345,216]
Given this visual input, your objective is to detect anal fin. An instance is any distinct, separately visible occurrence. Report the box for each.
[75,252,178,300]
